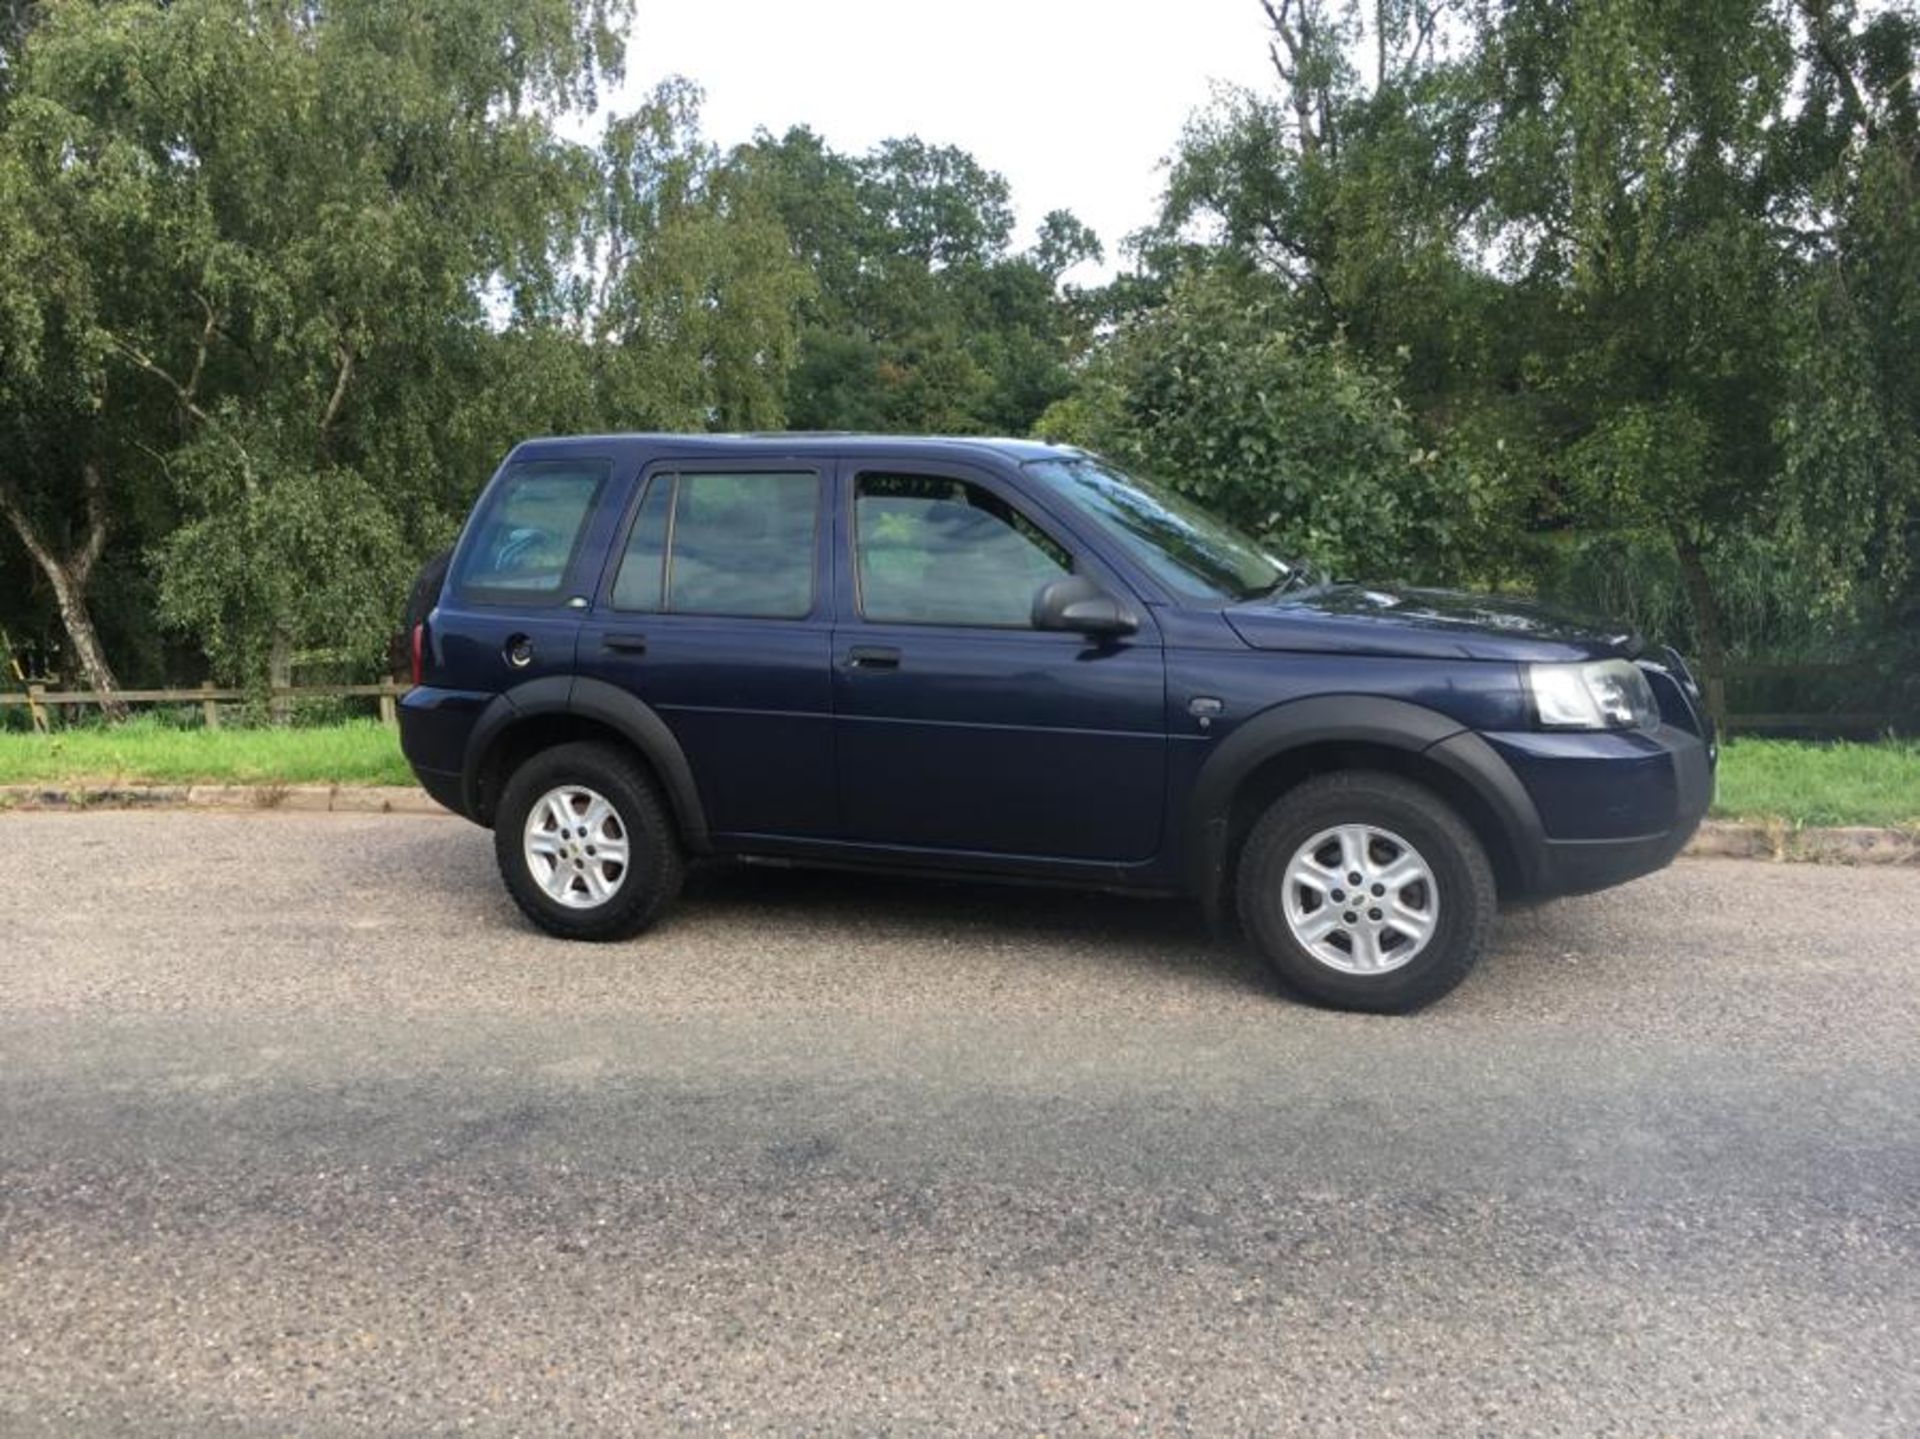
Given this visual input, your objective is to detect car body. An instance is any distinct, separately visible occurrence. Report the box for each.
[400,434,1715,1010]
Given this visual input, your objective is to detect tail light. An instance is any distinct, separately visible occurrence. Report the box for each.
[409,622,425,688]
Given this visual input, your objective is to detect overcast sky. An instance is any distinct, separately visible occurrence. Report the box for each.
[621,0,1279,279]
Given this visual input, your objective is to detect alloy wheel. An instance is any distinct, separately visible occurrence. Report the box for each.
[1280,823,1438,974]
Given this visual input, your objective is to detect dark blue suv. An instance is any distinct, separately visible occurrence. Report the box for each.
[400,435,1714,1011]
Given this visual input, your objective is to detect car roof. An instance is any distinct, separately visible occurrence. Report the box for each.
[505,432,1075,465]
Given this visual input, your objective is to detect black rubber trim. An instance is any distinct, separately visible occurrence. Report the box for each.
[568,677,710,852]
[1184,694,1550,914]
[458,676,711,851]
[1423,730,1551,893]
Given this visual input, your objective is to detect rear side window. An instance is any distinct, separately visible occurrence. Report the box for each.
[452,460,609,603]
[610,470,819,618]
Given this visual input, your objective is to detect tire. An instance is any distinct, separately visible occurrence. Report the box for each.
[493,740,684,941]
[1234,770,1495,1013]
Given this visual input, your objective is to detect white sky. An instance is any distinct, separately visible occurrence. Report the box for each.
[619,0,1279,279]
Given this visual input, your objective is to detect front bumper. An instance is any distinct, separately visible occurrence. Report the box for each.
[1485,722,1717,899]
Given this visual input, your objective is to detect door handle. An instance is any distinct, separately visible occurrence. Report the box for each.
[845,645,901,670]
[602,632,648,654]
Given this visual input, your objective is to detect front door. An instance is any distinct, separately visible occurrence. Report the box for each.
[575,461,836,841]
[831,458,1167,863]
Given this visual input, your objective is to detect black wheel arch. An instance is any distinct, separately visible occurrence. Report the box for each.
[1186,694,1547,927]
[460,676,710,852]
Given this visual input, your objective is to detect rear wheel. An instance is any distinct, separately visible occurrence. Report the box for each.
[1235,770,1495,1012]
[494,741,684,941]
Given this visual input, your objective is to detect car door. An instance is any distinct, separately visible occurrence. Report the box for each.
[831,456,1167,863]
[574,458,836,841]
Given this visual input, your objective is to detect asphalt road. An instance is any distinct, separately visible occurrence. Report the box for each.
[2,811,1917,1435]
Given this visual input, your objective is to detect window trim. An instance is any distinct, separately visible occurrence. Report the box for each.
[450,457,613,609]
[603,464,825,622]
[849,467,1078,632]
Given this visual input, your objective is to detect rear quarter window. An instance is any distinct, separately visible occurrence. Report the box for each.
[451,459,610,604]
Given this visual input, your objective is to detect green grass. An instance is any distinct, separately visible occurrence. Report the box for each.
[1,720,1915,829]
[0,716,411,788]
[1712,737,1920,830]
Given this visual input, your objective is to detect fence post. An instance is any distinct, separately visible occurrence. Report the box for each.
[1704,671,1729,731]
[26,682,48,735]
[378,683,397,727]
[201,680,221,730]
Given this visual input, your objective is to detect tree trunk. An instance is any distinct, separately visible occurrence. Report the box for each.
[1673,532,1729,728]
[0,463,128,721]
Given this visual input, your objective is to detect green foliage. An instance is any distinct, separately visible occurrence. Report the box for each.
[1107,0,1920,694]
[579,78,811,432]
[1713,738,1920,829]
[0,0,630,689]
[740,125,1096,435]
[0,4,1099,696]
[1042,264,1501,581]
[4,0,1914,730]
[150,420,408,681]
[0,715,412,785]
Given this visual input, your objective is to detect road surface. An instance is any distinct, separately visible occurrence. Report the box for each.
[2,810,1917,1434]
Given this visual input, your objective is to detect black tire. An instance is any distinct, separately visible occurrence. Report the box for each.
[1234,770,1495,1013]
[493,740,684,941]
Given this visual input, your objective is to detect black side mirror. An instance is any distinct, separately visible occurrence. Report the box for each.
[1031,574,1138,639]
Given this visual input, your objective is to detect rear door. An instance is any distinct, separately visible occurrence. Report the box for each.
[830,456,1167,863]
[574,458,836,841]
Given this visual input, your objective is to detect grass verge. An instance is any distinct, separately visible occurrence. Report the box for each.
[1712,737,1920,831]
[0,717,412,788]
[1,722,1915,829]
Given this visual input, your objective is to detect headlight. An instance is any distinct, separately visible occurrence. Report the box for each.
[1526,659,1659,730]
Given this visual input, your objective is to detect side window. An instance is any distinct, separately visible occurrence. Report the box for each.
[855,473,1071,627]
[609,470,820,618]
[452,459,608,603]
[609,474,673,611]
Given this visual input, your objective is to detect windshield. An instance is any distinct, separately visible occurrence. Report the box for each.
[1023,455,1296,602]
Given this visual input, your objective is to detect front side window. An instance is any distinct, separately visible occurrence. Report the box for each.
[452,459,609,602]
[611,470,819,618]
[855,473,1071,627]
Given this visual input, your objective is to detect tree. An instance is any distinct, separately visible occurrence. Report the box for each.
[1148,0,1532,581]
[1038,263,1486,581]
[1131,0,1920,706]
[0,0,628,692]
[1773,0,1920,621]
[739,126,1099,435]
[578,79,811,432]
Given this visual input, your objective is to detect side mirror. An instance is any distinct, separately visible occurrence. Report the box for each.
[1031,574,1138,639]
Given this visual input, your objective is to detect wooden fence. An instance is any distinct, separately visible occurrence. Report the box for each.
[1716,661,1894,734]
[0,680,405,733]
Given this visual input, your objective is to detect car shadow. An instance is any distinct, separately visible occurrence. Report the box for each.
[356,823,1280,1001]
[674,859,1275,997]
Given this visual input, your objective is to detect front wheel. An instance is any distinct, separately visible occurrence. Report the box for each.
[1235,771,1496,1012]
[493,741,684,941]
